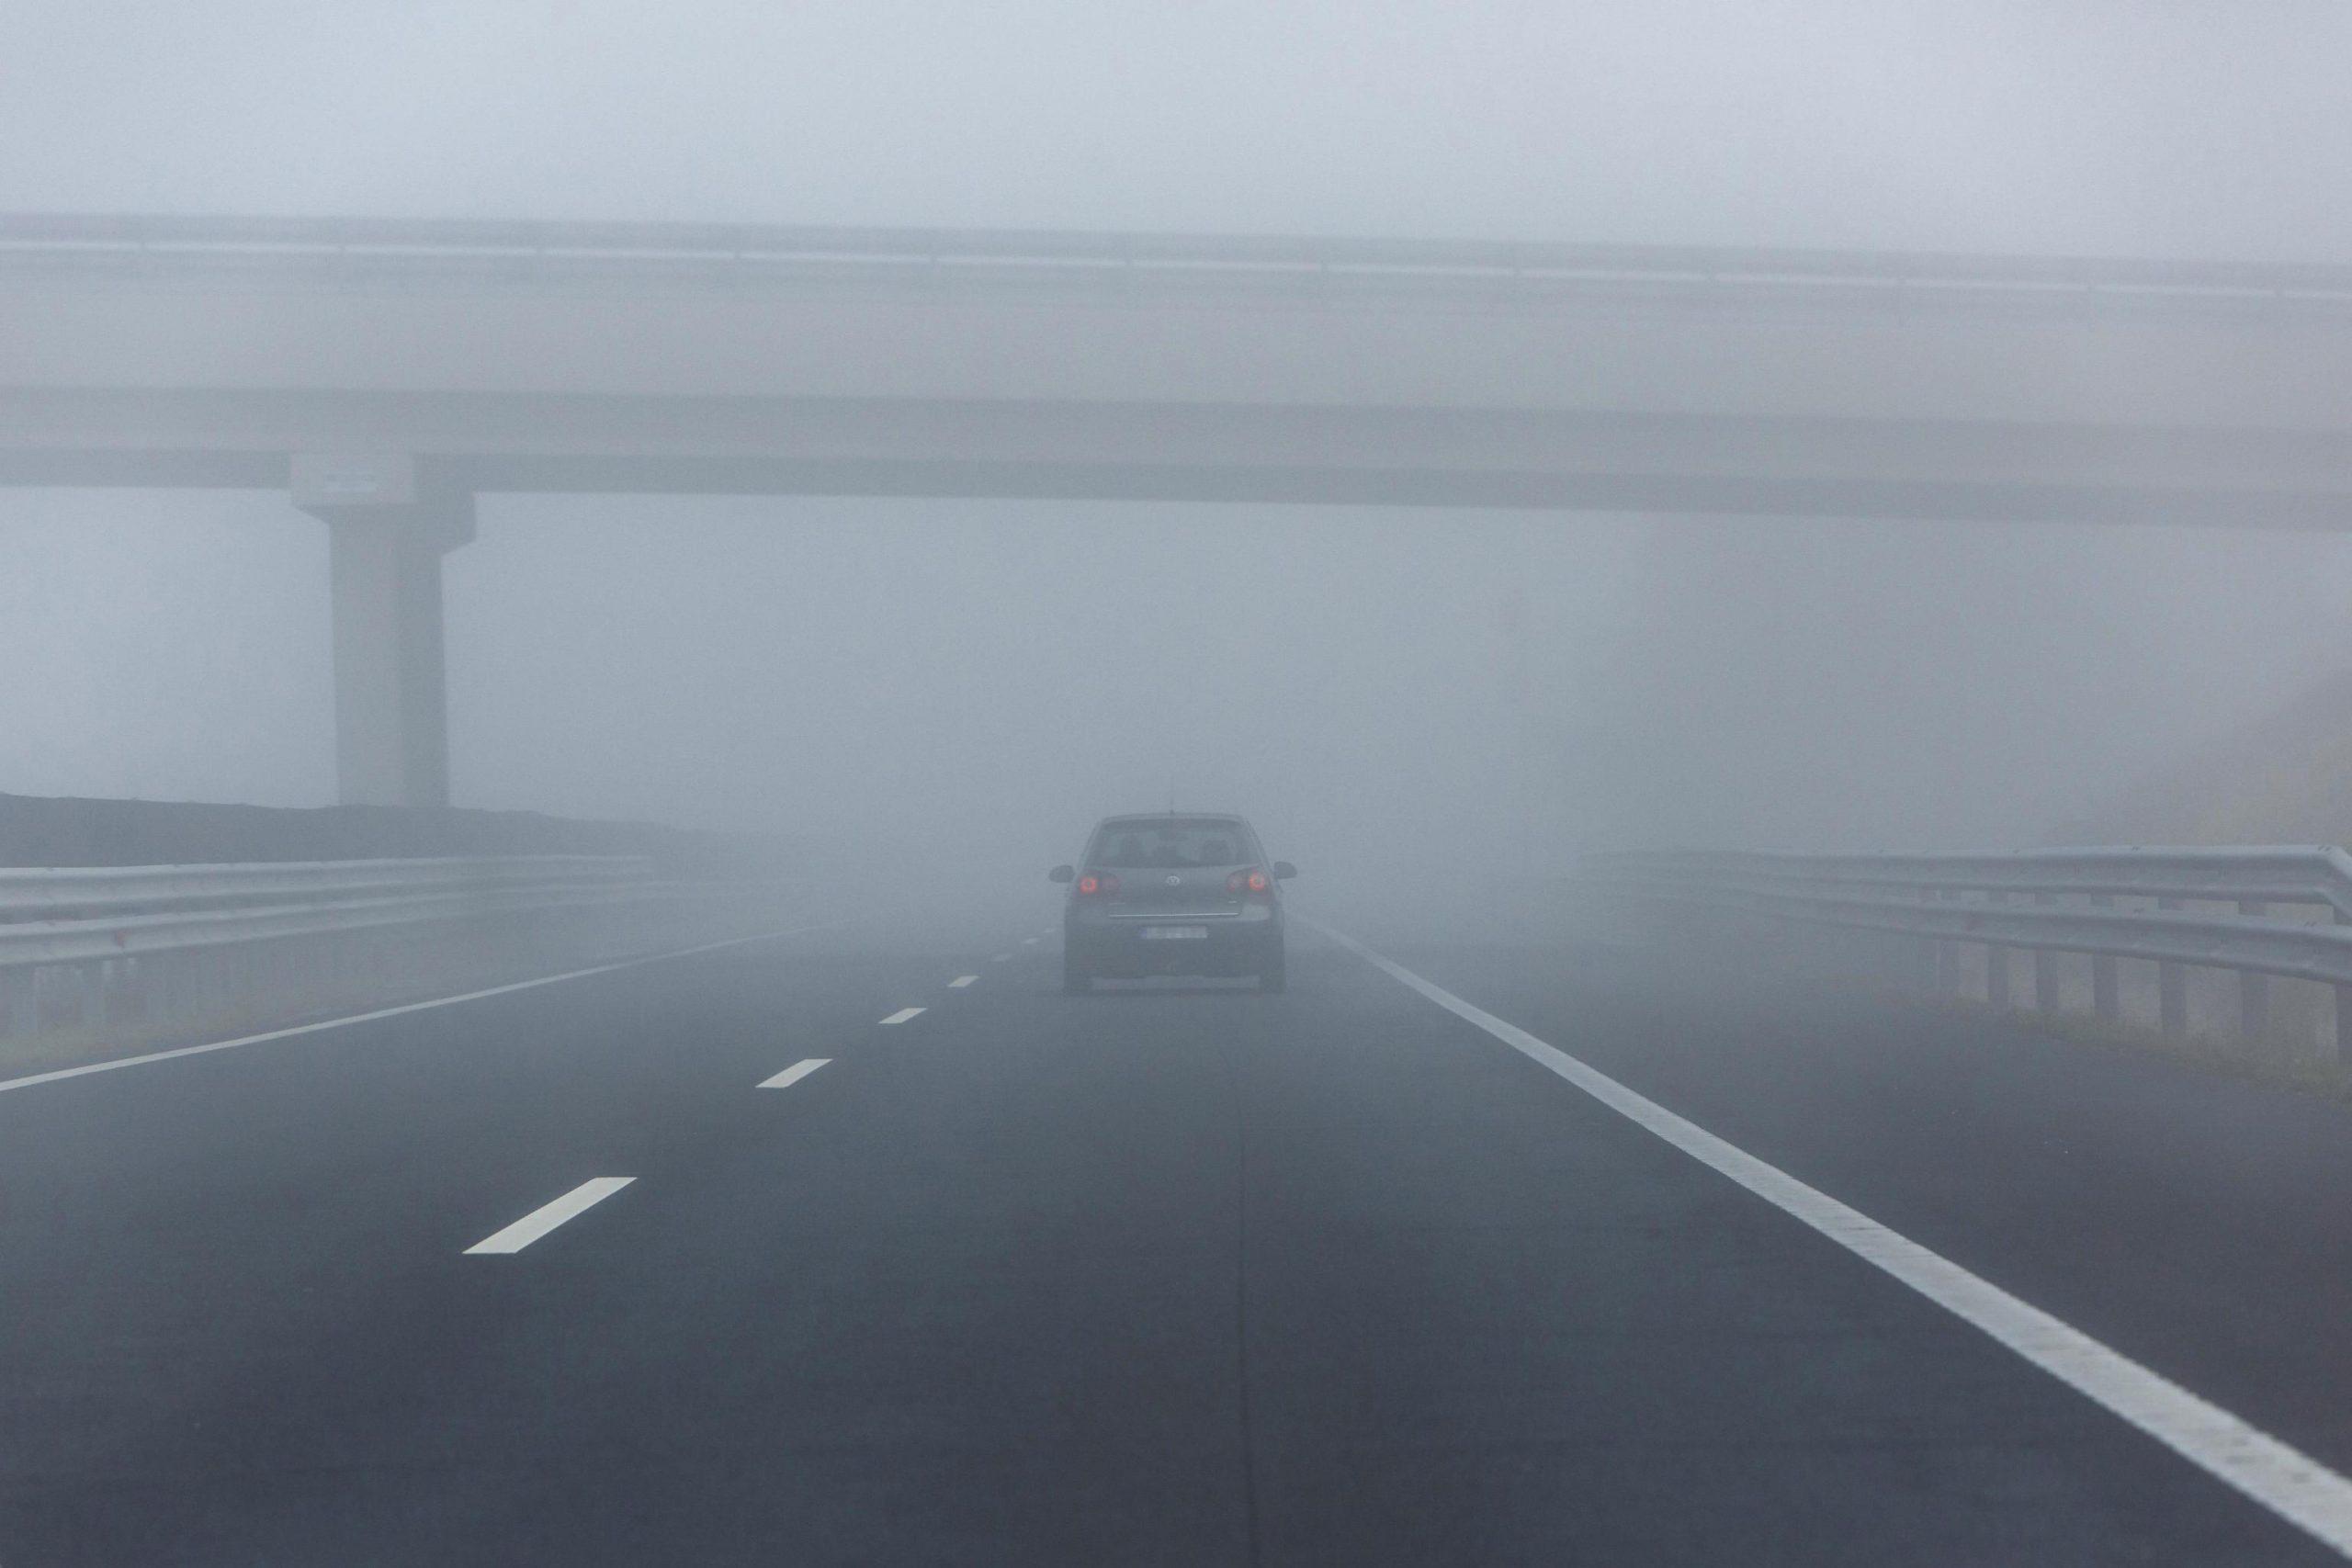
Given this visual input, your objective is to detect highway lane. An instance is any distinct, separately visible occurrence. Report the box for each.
[1395,941,2352,1481]
[1,916,2346,1563]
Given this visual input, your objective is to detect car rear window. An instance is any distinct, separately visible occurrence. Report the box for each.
[1089,819,1256,868]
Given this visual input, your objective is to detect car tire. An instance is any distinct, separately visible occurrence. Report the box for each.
[1063,953,1092,994]
[1257,944,1286,994]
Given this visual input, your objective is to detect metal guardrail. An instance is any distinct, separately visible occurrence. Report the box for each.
[0,855,692,972]
[0,854,649,924]
[1597,847,2352,922]
[3,213,2347,311]
[1589,846,2352,1051]
[0,854,797,1045]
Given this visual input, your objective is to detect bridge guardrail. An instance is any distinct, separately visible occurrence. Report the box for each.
[5,214,2349,310]
[1588,847,2352,1054]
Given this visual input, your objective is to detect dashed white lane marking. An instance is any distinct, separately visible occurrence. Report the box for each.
[948,976,978,988]
[1306,919,2352,1562]
[879,1007,925,1025]
[991,953,1013,963]
[463,1178,635,1256]
[0,916,866,1097]
[757,1058,831,1089]
[1021,937,1041,946]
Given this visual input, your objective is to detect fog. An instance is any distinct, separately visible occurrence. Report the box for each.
[6,2,2352,917]
[9,3,2352,257]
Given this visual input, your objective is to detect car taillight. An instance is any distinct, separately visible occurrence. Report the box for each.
[1226,867,1272,895]
[1076,871,1119,896]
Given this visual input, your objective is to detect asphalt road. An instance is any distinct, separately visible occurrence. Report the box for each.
[5,910,2352,1564]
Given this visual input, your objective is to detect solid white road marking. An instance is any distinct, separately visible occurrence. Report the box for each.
[463,1178,635,1255]
[1308,918,2352,1562]
[948,976,978,988]
[0,917,868,1097]
[757,1058,831,1089]
[879,1007,925,1025]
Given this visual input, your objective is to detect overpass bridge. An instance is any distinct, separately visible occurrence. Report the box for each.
[6,213,2352,806]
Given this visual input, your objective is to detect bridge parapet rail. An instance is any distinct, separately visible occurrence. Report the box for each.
[6,213,2350,313]
[0,855,809,1063]
[1588,847,2352,1059]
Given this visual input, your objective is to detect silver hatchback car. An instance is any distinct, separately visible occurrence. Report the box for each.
[1051,814,1296,993]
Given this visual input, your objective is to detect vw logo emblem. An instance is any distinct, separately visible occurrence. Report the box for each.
[1166,874,1182,886]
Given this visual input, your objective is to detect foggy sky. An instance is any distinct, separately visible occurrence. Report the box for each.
[6,3,2351,260]
[6,3,2352,880]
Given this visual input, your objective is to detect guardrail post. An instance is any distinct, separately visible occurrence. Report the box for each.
[123,953,148,1024]
[1985,895,2011,1008]
[2330,904,2352,1066]
[2238,900,2271,1042]
[149,956,171,1021]
[2157,898,2188,1036]
[1933,888,1958,995]
[2032,894,2059,1013]
[187,951,217,1022]
[1911,886,1937,991]
[224,945,249,1020]
[2089,897,2120,1022]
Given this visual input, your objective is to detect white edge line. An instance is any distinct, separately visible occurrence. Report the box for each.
[1302,916,2352,1561]
[878,1006,925,1025]
[0,916,865,1096]
[757,1057,831,1089]
[990,953,1013,963]
[948,975,978,987]
[463,1176,634,1255]
[1021,937,1041,945]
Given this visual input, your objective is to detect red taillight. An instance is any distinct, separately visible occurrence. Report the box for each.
[1226,867,1272,895]
[1076,871,1119,897]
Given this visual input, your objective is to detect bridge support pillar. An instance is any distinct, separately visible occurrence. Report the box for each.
[295,457,474,808]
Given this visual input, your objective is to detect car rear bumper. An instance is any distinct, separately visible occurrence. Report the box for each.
[1066,908,1283,976]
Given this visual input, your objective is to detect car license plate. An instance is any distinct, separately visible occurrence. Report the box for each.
[1140,926,1208,941]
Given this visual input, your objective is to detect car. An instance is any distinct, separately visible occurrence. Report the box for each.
[1050,814,1296,993]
